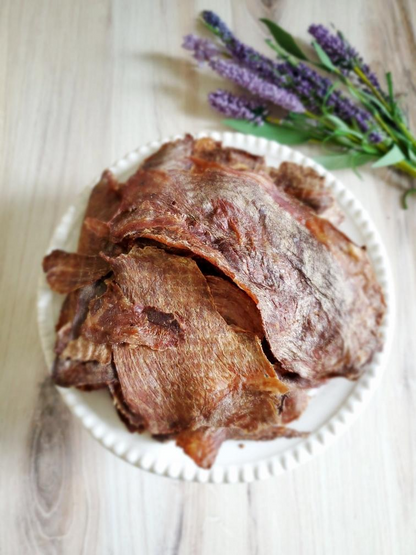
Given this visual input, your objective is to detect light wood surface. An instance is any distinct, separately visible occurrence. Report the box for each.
[1,0,415,553]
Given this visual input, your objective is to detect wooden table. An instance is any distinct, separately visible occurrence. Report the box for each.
[1,0,415,553]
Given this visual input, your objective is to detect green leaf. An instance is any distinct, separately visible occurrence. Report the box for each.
[260,19,309,60]
[386,72,394,108]
[359,88,407,132]
[350,88,391,119]
[402,188,416,209]
[321,129,363,149]
[265,38,291,60]
[360,142,381,155]
[369,96,395,121]
[407,145,416,164]
[322,83,338,109]
[314,152,376,170]
[372,144,405,168]
[385,72,406,123]
[224,119,312,145]
[324,114,351,132]
[312,41,336,72]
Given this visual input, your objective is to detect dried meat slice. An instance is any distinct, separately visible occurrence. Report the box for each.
[52,358,115,390]
[108,382,145,432]
[174,381,308,468]
[109,163,385,385]
[45,170,123,391]
[141,134,195,172]
[78,169,122,255]
[268,162,343,225]
[50,169,122,344]
[52,281,115,390]
[192,137,265,172]
[205,275,264,337]
[82,279,184,350]
[43,250,110,294]
[103,247,288,444]
[175,425,304,469]
[143,136,341,222]
[175,386,307,468]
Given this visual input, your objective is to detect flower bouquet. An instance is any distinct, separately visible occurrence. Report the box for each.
[183,11,416,207]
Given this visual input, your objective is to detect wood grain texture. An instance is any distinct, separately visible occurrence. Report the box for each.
[0,0,415,553]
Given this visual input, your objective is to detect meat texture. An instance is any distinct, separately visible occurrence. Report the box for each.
[103,247,288,436]
[147,135,342,223]
[205,275,264,337]
[43,250,110,294]
[110,154,385,386]
[52,281,115,389]
[78,169,121,255]
[82,279,184,350]
[268,162,343,225]
[50,170,122,388]
[42,135,386,468]
[176,423,305,470]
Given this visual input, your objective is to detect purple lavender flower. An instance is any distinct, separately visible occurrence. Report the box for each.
[275,62,323,110]
[208,89,267,124]
[202,10,287,87]
[185,12,383,141]
[309,24,354,68]
[329,90,369,126]
[308,24,381,90]
[182,34,221,63]
[280,61,381,139]
[200,12,329,111]
[202,10,233,41]
[208,58,305,113]
[368,131,383,143]
[200,12,357,122]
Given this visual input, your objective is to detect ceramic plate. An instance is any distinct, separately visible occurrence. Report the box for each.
[37,131,394,483]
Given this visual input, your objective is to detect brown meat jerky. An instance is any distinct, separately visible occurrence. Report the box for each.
[109,161,385,385]
[106,247,288,438]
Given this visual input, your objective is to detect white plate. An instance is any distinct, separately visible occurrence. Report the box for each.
[37,131,394,483]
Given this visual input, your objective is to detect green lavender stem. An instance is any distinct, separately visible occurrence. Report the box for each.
[354,67,416,149]
[396,160,416,178]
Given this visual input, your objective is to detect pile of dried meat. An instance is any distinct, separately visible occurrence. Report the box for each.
[42,135,385,468]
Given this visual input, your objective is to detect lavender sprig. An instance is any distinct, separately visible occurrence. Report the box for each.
[183,30,304,113]
[308,24,381,90]
[202,10,233,41]
[182,34,221,64]
[203,10,286,84]
[200,11,381,139]
[208,89,267,124]
[183,12,416,207]
[208,58,305,113]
